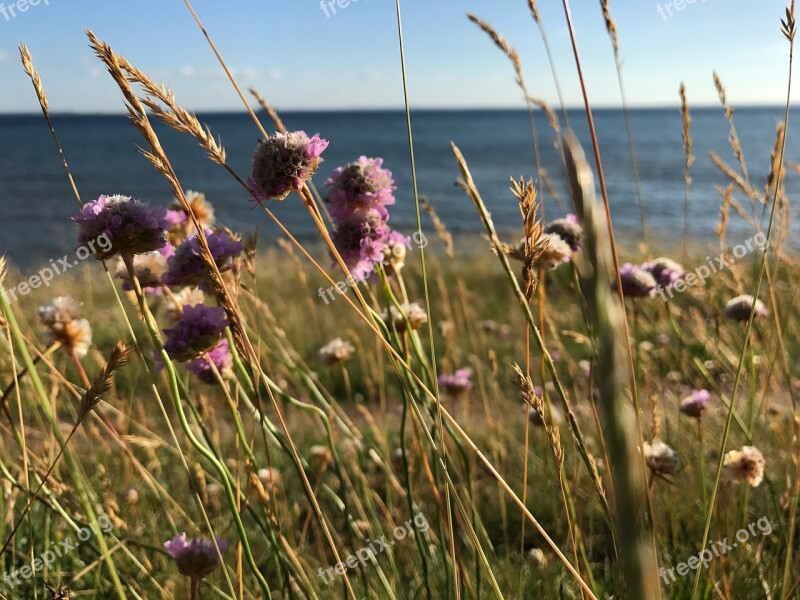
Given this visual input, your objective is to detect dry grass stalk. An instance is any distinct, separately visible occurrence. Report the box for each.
[526,0,540,23]
[249,87,287,134]
[466,14,526,94]
[715,184,733,249]
[509,178,545,302]
[599,0,619,53]
[419,196,454,258]
[713,72,751,181]
[78,342,131,421]
[709,152,763,207]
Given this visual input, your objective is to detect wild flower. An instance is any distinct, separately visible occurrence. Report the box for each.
[383,231,411,275]
[679,389,711,418]
[72,194,168,259]
[723,446,765,487]
[544,214,582,252]
[38,296,92,357]
[438,368,473,398]
[186,338,233,384]
[164,533,228,579]
[330,210,392,281]
[163,230,243,288]
[248,131,329,201]
[319,337,356,365]
[643,439,681,476]
[115,246,171,292]
[326,156,396,219]
[724,295,768,321]
[613,263,657,298]
[171,190,216,228]
[164,287,206,322]
[381,302,428,332]
[642,257,685,289]
[163,304,228,362]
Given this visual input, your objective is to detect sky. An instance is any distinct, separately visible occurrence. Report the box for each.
[0,0,795,113]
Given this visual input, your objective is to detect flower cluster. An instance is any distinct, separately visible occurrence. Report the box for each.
[327,157,408,281]
[162,230,243,288]
[186,338,233,384]
[249,131,329,201]
[613,263,658,298]
[381,302,428,333]
[38,296,93,357]
[73,194,169,259]
[438,368,473,398]
[164,533,228,579]
[642,257,685,289]
[724,295,768,321]
[544,214,582,252]
[163,304,228,362]
[319,337,356,365]
[679,389,711,418]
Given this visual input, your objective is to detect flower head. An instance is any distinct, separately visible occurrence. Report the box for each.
[163,304,228,362]
[72,194,168,259]
[383,231,410,276]
[643,439,681,476]
[642,257,685,289]
[331,210,391,281]
[164,533,228,579]
[171,190,216,228]
[724,446,765,487]
[724,295,768,321]
[186,338,233,384]
[438,369,473,398]
[249,131,328,201]
[319,338,356,365]
[679,389,711,418]
[164,287,206,322]
[613,263,657,298]
[38,297,92,357]
[326,156,396,219]
[382,302,428,333]
[544,215,582,252]
[115,246,171,292]
[163,230,243,288]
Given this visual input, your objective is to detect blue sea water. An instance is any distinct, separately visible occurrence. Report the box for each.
[0,107,795,268]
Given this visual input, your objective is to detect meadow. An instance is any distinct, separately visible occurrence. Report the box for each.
[0,1,798,599]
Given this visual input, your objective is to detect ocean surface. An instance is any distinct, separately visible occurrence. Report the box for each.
[0,108,796,268]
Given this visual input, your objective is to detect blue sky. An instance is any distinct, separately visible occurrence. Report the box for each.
[0,0,794,113]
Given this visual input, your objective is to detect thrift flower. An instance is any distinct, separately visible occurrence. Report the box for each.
[381,302,428,332]
[115,246,171,292]
[544,215,582,252]
[724,295,768,321]
[723,446,765,487]
[186,338,233,384]
[38,297,92,358]
[679,389,711,418]
[163,304,228,362]
[613,263,657,298]
[643,439,681,476]
[164,533,228,579]
[319,338,356,365]
[331,210,391,282]
[326,156,396,219]
[438,369,473,398]
[249,131,328,201]
[72,194,168,259]
[643,257,685,289]
[163,230,243,288]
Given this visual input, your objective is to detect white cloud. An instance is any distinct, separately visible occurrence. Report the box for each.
[267,68,283,81]
[179,65,196,77]
[86,67,103,78]
[0,51,8,62]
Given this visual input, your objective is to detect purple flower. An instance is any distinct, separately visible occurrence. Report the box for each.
[326,156,396,220]
[724,295,768,322]
[642,257,685,289]
[544,215,582,252]
[116,245,172,293]
[164,533,228,579]
[248,131,329,201]
[612,263,657,298]
[163,304,228,362]
[72,194,168,259]
[438,369,473,397]
[331,210,391,281]
[163,230,243,288]
[186,338,233,384]
[680,389,711,418]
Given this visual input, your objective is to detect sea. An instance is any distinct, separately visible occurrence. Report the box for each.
[0,107,796,268]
